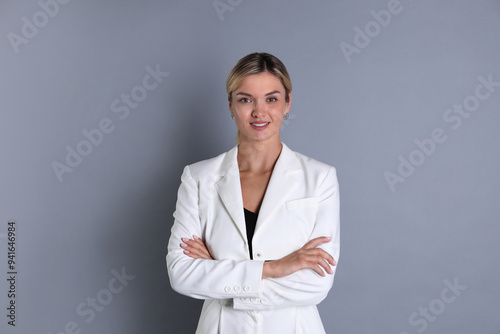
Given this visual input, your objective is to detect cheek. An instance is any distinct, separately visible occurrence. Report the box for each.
[270,105,286,120]
[233,104,252,115]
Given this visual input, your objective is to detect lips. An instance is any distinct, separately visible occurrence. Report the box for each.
[250,122,270,130]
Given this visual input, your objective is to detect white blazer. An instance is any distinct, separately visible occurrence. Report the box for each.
[166,143,340,334]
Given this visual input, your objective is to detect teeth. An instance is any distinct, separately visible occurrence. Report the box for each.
[252,123,269,127]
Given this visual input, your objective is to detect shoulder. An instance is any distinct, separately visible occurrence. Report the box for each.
[293,150,335,172]
[186,153,224,175]
[182,146,237,180]
[285,145,339,196]
[284,144,337,178]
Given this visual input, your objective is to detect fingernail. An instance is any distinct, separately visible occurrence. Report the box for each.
[180,243,187,248]
[181,238,189,242]
[183,250,190,254]
[193,235,200,240]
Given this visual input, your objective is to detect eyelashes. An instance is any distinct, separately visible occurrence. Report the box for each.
[238,97,278,103]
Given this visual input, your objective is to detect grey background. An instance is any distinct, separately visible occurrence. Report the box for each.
[1,0,499,333]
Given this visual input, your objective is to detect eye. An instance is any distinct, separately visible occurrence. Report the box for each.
[267,97,277,102]
[238,97,251,103]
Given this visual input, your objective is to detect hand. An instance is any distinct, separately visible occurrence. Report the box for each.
[262,236,336,279]
[180,235,214,260]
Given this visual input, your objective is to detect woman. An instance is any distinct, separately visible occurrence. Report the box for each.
[166,52,340,333]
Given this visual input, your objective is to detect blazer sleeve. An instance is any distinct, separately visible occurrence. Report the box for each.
[166,165,265,300]
[232,166,340,310]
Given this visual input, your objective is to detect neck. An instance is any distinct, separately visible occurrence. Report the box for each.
[237,138,282,173]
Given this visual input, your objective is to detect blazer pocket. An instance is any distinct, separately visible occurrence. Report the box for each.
[286,197,319,210]
[285,197,319,243]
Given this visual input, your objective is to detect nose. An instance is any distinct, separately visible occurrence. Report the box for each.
[252,100,265,118]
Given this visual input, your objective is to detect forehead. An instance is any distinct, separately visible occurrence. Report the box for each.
[235,72,284,93]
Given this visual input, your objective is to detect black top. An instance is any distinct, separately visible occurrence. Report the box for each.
[243,208,258,259]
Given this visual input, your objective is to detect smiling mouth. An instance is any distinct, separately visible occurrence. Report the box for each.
[251,122,269,127]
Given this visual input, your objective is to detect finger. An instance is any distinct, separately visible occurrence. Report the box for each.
[301,247,335,267]
[308,258,331,276]
[314,249,335,267]
[314,253,335,273]
[191,236,213,258]
[188,252,209,259]
[193,236,210,251]
[181,237,213,259]
[319,258,333,274]
[180,242,199,258]
[303,236,332,250]
[310,262,326,277]
[183,243,210,259]
[181,239,208,258]
[182,246,210,259]
[302,253,334,275]
[182,237,206,253]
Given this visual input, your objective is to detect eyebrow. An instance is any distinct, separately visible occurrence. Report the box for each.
[235,90,282,97]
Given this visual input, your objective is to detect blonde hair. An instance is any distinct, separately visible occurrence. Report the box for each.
[226,53,292,143]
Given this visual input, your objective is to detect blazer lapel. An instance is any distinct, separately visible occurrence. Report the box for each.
[255,143,301,235]
[214,146,247,241]
[214,143,303,242]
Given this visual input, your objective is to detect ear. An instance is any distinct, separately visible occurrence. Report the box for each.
[285,93,292,112]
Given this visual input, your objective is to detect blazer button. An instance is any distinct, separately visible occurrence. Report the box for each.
[243,285,251,292]
[234,285,241,292]
[255,252,262,258]
[224,286,231,293]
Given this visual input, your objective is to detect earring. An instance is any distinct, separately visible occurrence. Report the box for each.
[283,113,289,120]
[231,114,235,120]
